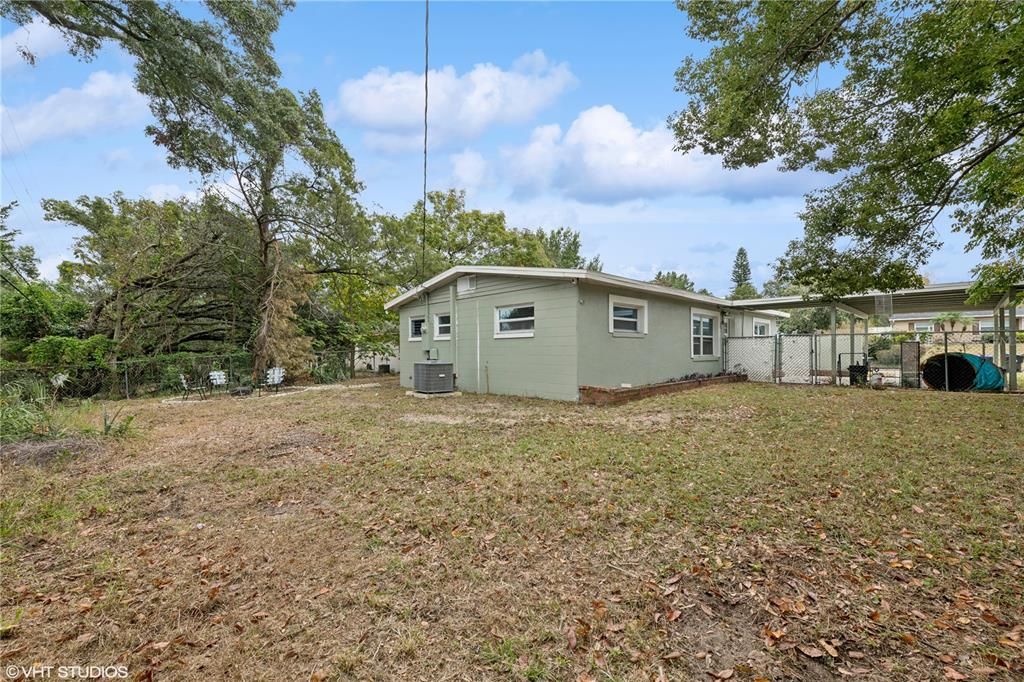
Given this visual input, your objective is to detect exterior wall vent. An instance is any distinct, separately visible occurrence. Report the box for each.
[457,275,477,293]
[413,362,455,393]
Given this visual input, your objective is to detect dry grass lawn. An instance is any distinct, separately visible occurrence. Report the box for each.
[1,379,1022,681]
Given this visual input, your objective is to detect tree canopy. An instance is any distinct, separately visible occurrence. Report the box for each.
[652,270,695,292]
[673,0,1024,303]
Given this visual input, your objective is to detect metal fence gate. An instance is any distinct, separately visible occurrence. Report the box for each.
[726,334,821,385]
[726,333,869,385]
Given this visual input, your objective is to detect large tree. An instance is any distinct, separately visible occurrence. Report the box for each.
[673,0,1024,303]
[383,190,556,284]
[729,247,758,299]
[2,1,358,374]
[42,193,259,357]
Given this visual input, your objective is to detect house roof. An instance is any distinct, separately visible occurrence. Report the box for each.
[384,266,790,317]
[889,309,1024,321]
[731,281,1022,317]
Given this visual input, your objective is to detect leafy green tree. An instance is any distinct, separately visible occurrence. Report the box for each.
[42,193,259,357]
[535,227,602,271]
[729,247,757,299]
[652,270,696,291]
[295,190,397,375]
[1,203,89,358]
[1,202,39,280]
[673,0,1023,303]
[385,190,556,283]
[761,274,834,333]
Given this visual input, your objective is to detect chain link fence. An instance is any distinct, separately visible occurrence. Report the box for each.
[725,330,1021,392]
[0,350,356,401]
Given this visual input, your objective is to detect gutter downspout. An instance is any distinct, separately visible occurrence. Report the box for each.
[450,283,458,386]
[424,291,431,359]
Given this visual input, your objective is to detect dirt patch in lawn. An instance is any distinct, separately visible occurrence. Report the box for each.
[1,379,1021,681]
[0,436,103,467]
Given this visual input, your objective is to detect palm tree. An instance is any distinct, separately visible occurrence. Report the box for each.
[932,312,974,332]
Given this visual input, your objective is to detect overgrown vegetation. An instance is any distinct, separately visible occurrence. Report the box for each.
[0,2,604,411]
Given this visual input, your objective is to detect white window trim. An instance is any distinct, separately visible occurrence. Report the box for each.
[433,312,451,340]
[608,294,648,335]
[913,322,932,332]
[690,307,720,359]
[408,316,425,342]
[752,317,771,337]
[494,303,535,339]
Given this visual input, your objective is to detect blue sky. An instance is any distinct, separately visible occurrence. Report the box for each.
[1,1,974,296]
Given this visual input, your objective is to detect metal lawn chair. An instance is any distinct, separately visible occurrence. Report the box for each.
[257,367,285,396]
[179,373,207,400]
[209,370,229,394]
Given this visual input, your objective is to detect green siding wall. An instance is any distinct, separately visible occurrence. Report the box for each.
[398,275,579,401]
[575,283,725,388]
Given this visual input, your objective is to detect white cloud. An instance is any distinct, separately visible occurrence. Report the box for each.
[1,71,148,155]
[502,105,817,203]
[450,149,490,192]
[1,18,65,73]
[145,184,189,202]
[102,147,133,169]
[334,50,576,151]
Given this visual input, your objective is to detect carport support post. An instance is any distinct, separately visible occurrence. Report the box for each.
[830,306,838,385]
[848,314,855,380]
[1009,296,1018,392]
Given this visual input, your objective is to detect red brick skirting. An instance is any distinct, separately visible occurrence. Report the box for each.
[578,374,747,406]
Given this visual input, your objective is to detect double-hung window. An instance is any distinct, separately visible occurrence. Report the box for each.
[691,308,717,358]
[434,313,451,340]
[409,316,425,341]
[753,318,771,337]
[608,295,648,334]
[495,304,535,338]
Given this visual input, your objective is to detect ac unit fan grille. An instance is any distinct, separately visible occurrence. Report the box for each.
[413,362,454,393]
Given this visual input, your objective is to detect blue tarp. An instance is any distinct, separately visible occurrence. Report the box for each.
[959,353,1006,391]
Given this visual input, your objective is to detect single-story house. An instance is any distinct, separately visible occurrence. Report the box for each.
[886,310,1024,334]
[384,266,787,401]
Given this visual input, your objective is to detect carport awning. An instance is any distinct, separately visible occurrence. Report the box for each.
[732,281,1011,317]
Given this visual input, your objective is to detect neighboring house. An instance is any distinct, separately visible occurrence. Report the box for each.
[888,310,1024,333]
[384,266,786,401]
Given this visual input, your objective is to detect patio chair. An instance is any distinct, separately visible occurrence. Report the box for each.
[209,370,229,394]
[257,367,285,396]
[179,373,207,400]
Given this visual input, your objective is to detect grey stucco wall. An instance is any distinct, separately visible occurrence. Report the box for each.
[575,283,725,388]
[397,276,744,399]
[398,275,579,401]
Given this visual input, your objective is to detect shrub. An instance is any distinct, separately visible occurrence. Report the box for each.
[26,335,114,368]
[0,380,58,443]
